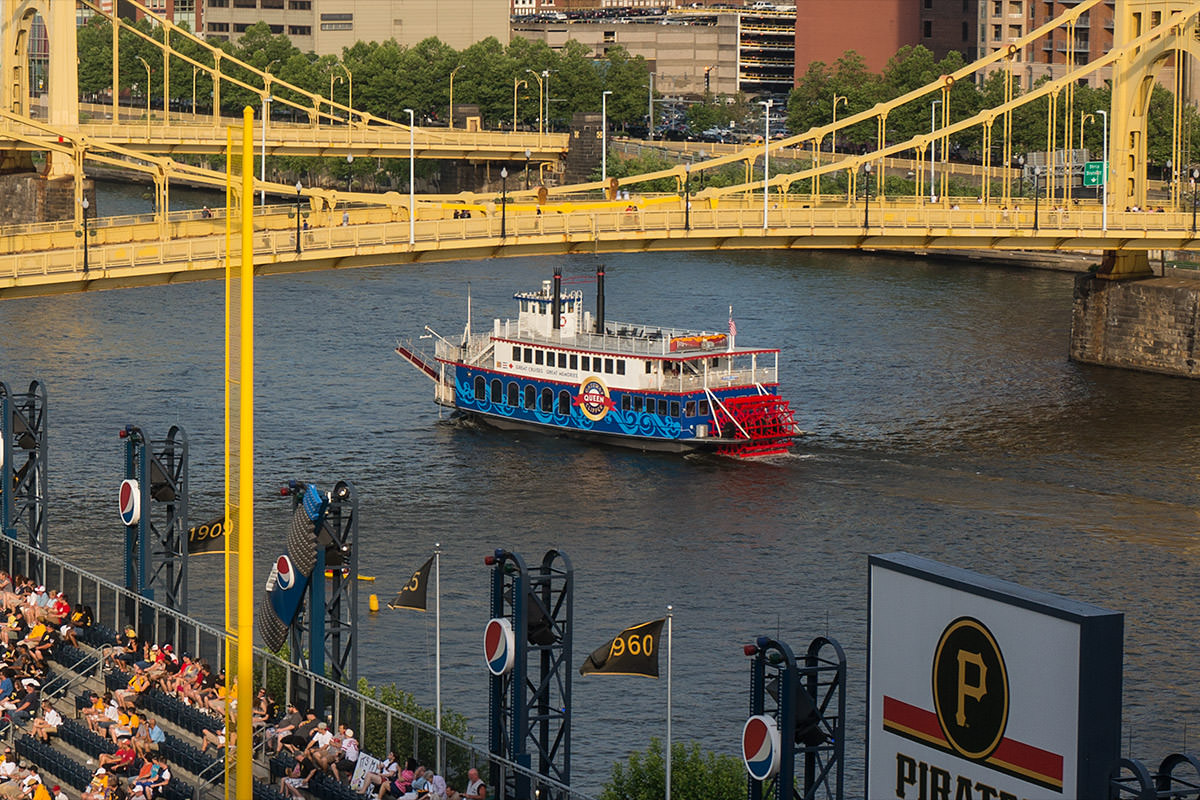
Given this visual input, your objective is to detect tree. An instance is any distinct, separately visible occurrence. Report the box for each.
[600,738,746,800]
[602,46,652,130]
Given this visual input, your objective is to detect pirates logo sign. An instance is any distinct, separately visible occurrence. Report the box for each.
[574,376,614,422]
[932,616,1009,760]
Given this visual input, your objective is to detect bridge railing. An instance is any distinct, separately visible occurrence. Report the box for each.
[0,536,596,800]
[3,201,1192,281]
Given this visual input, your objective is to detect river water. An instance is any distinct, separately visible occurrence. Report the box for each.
[2,182,1200,796]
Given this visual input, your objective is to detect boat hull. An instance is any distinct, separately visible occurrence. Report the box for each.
[448,364,794,457]
[457,408,704,454]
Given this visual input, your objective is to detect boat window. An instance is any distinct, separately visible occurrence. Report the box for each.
[474,375,486,401]
[523,348,533,364]
[670,400,680,417]
[491,379,502,404]
[657,398,668,416]
[699,399,710,416]
[645,361,653,374]
[621,395,631,411]
[536,350,544,365]
[685,400,696,417]
[570,354,578,370]
[558,353,567,368]
[540,387,553,412]
[507,382,519,407]
[604,358,614,374]
[616,360,625,375]
[520,300,526,312]
[524,385,536,409]
[711,358,720,367]
[633,397,643,412]
[581,356,590,372]
[557,390,571,415]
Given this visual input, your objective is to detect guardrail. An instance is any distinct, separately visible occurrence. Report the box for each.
[0,200,1180,284]
[0,537,597,800]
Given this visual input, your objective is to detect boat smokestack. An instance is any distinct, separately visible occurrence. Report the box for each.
[595,265,605,333]
[552,267,562,331]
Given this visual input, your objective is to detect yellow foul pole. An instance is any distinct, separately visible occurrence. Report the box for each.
[236,105,256,799]
[223,125,235,800]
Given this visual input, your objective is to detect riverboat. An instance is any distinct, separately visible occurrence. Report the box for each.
[395,268,798,458]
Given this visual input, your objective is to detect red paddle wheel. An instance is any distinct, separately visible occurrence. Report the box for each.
[712,394,798,458]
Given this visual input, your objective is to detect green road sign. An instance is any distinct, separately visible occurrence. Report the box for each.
[1083,161,1105,187]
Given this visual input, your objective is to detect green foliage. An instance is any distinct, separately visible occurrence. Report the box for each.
[355,679,472,783]
[77,22,650,132]
[599,738,746,800]
[601,151,679,191]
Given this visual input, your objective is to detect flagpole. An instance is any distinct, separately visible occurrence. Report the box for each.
[435,542,442,776]
[665,604,673,800]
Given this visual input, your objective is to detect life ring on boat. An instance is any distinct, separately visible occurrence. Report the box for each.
[560,315,567,328]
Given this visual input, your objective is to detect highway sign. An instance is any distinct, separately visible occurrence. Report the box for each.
[1083,161,1105,187]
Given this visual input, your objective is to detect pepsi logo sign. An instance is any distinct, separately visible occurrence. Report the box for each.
[484,617,516,676]
[742,714,781,781]
[118,479,141,526]
[275,556,296,591]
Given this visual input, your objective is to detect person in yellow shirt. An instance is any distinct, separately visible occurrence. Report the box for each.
[114,672,149,711]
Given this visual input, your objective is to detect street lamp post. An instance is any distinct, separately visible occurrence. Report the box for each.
[345,153,353,193]
[136,56,152,140]
[832,94,847,153]
[500,167,508,239]
[526,69,544,136]
[1017,154,1025,197]
[543,69,553,131]
[191,65,200,114]
[294,181,303,255]
[513,79,527,133]
[1033,166,1043,231]
[863,162,872,230]
[648,72,655,139]
[329,74,342,124]
[1097,108,1108,231]
[449,65,463,129]
[525,148,531,190]
[684,163,691,231]
[260,93,273,206]
[760,99,772,230]
[602,90,613,182]
[1191,168,1198,234]
[930,99,941,202]
[405,108,415,246]
[79,197,90,273]
[339,62,353,122]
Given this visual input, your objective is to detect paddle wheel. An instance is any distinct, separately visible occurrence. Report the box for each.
[712,393,797,458]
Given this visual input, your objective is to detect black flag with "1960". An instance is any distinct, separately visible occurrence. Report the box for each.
[579,618,665,677]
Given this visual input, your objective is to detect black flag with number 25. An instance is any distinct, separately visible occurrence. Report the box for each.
[388,556,434,611]
[579,618,665,677]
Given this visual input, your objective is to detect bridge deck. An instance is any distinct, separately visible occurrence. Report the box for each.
[3,201,1192,300]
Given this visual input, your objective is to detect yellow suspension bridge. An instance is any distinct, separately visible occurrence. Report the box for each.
[3,0,1200,302]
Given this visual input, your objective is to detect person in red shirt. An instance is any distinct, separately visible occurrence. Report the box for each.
[98,740,137,774]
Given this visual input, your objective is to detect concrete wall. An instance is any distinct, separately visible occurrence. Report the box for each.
[1070,273,1200,377]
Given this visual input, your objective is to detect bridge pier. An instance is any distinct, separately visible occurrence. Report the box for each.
[0,172,93,226]
[1070,271,1200,378]
[1095,251,1155,280]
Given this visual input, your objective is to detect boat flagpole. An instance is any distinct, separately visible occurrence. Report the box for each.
[464,284,472,346]
[728,306,736,351]
[435,542,442,775]
[665,604,673,800]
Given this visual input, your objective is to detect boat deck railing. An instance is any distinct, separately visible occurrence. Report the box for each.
[489,318,774,359]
